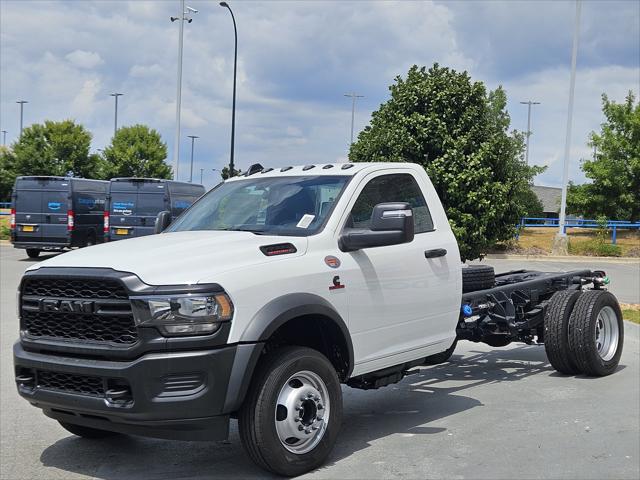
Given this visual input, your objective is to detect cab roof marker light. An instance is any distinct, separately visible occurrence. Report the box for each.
[280,166,293,172]
[341,164,354,170]
[302,165,316,171]
[322,165,334,169]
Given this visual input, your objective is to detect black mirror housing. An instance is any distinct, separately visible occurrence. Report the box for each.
[154,210,172,234]
[339,202,414,252]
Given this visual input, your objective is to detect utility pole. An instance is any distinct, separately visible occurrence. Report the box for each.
[16,100,28,137]
[109,93,123,137]
[519,100,540,164]
[1,130,7,146]
[200,168,204,184]
[187,135,199,182]
[171,2,198,181]
[220,2,238,177]
[344,92,364,145]
[554,0,582,255]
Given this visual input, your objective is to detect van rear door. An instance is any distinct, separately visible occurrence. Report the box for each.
[14,178,69,245]
[109,181,166,240]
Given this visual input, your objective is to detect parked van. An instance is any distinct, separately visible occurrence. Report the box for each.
[10,176,108,258]
[104,178,205,241]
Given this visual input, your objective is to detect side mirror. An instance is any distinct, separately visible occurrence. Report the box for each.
[339,202,414,252]
[154,210,172,234]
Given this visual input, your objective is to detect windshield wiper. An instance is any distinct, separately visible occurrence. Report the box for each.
[217,225,267,235]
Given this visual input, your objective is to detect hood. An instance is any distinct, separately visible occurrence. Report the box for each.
[29,230,308,285]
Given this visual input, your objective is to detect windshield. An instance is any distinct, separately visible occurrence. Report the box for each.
[167,176,350,236]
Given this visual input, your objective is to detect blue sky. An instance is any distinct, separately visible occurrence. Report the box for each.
[1,0,638,189]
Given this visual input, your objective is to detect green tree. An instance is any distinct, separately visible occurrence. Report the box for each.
[568,92,639,221]
[0,146,17,202]
[221,165,242,180]
[12,120,100,179]
[349,64,542,260]
[519,186,544,217]
[102,125,171,179]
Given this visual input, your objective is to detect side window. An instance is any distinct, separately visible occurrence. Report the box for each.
[349,174,434,233]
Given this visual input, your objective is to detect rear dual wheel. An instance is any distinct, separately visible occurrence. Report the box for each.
[545,289,623,377]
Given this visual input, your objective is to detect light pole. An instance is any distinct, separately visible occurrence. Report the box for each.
[16,100,28,136]
[187,135,199,182]
[554,0,582,255]
[200,168,204,184]
[171,2,198,181]
[220,2,238,177]
[519,100,540,164]
[344,92,364,145]
[109,93,123,136]
[1,130,7,146]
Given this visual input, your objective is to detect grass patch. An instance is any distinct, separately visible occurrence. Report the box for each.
[512,227,640,257]
[568,238,622,257]
[621,304,640,324]
[0,216,9,240]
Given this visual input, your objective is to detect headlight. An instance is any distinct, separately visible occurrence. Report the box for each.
[130,293,233,336]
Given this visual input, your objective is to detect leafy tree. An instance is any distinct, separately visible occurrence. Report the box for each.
[12,120,101,179]
[221,165,242,180]
[519,186,544,217]
[0,146,17,202]
[102,125,171,179]
[349,64,542,260]
[568,92,639,221]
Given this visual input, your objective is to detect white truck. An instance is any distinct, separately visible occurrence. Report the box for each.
[13,162,624,476]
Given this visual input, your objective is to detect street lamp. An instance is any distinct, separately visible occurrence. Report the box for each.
[200,168,204,184]
[16,100,28,137]
[219,1,238,178]
[554,0,582,255]
[344,92,364,145]
[187,135,199,182]
[110,93,123,136]
[171,1,198,181]
[1,130,7,146]
[519,100,540,165]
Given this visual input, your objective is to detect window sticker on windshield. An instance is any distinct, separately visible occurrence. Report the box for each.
[296,214,315,229]
[113,201,134,216]
[47,202,62,211]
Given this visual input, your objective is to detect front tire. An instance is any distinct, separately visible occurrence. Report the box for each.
[238,346,342,476]
[26,248,40,259]
[568,290,624,376]
[58,421,120,439]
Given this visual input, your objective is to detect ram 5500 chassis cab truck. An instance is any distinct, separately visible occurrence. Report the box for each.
[13,163,624,476]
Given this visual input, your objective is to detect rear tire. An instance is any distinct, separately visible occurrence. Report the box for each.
[568,290,624,376]
[424,340,457,365]
[238,346,342,477]
[462,265,495,293]
[26,249,40,259]
[544,290,582,374]
[58,421,120,439]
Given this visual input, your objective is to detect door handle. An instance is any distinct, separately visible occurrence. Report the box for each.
[424,248,447,258]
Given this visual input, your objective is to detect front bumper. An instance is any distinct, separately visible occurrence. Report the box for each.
[13,341,262,441]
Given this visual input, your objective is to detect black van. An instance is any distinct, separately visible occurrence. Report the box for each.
[105,178,205,241]
[10,176,108,258]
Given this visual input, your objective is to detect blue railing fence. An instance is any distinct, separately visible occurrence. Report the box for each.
[517,217,640,244]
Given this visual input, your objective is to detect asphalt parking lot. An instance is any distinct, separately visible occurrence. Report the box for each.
[1,245,639,479]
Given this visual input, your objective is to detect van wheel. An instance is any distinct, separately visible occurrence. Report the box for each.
[544,290,582,374]
[58,421,120,439]
[26,249,40,259]
[568,290,624,376]
[85,231,96,247]
[238,346,342,476]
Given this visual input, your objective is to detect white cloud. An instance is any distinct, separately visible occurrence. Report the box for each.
[65,49,104,69]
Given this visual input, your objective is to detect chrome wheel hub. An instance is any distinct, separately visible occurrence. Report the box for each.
[274,370,330,454]
[595,306,619,361]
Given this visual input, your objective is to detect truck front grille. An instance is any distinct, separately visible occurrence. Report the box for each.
[21,277,137,345]
[37,370,105,397]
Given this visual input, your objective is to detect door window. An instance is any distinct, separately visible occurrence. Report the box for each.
[349,173,434,233]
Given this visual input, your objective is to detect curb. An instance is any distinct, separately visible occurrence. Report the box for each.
[484,254,640,264]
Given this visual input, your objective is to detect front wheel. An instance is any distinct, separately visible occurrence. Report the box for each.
[238,346,343,476]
